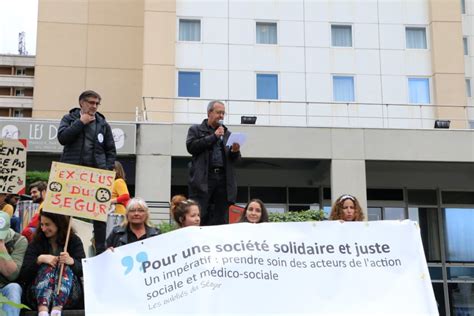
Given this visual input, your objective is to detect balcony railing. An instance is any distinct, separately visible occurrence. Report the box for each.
[0,96,33,108]
[0,75,34,88]
[141,96,474,129]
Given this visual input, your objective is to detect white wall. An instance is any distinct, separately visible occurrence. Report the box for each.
[174,0,435,128]
[463,0,474,110]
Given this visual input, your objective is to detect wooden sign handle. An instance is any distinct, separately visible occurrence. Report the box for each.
[56,216,73,295]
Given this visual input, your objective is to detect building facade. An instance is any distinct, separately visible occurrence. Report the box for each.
[0,54,35,118]
[25,0,474,315]
[33,0,473,128]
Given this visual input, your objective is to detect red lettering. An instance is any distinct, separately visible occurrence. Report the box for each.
[70,186,80,194]
[66,170,75,179]
[80,172,88,181]
[86,202,96,213]
[63,197,72,208]
[106,175,114,186]
[89,173,96,184]
[99,204,107,214]
[51,193,61,205]
[99,175,106,185]
[74,198,85,211]
[58,171,65,179]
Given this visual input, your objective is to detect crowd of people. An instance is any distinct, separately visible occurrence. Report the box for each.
[0,91,366,315]
[1,182,367,315]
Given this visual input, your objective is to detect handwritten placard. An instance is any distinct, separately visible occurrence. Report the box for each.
[43,162,115,221]
[0,138,27,194]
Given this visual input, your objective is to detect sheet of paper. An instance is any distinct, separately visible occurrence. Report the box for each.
[226,132,247,147]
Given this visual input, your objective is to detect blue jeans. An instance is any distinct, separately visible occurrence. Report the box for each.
[0,283,22,316]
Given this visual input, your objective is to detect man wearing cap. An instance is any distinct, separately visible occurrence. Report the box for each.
[58,90,116,255]
[0,212,28,316]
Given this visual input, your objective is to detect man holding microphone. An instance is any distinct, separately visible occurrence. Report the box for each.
[186,100,241,226]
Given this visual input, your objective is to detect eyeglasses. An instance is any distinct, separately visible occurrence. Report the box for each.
[129,209,145,214]
[84,99,100,106]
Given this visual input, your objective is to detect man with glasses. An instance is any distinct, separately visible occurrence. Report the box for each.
[58,90,116,254]
[186,100,241,226]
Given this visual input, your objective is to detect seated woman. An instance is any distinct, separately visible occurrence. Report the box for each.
[106,197,160,248]
[20,212,85,316]
[239,199,269,223]
[170,195,201,228]
[329,194,364,221]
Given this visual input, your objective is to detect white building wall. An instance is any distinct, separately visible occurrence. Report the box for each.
[463,0,474,111]
[174,0,435,128]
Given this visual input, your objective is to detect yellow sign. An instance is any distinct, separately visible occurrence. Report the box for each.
[43,162,115,222]
[0,138,27,194]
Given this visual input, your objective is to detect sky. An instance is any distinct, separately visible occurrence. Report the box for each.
[0,0,38,55]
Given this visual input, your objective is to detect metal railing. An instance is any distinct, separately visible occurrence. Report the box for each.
[141,96,474,129]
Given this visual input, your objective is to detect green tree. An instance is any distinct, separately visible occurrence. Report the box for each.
[25,170,50,191]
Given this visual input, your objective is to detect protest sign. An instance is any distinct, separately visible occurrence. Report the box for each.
[43,162,114,222]
[83,221,438,315]
[0,138,27,194]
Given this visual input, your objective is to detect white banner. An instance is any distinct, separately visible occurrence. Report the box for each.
[83,221,438,316]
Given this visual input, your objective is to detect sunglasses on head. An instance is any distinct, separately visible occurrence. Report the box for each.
[181,199,196,205]
[338,194,355,202]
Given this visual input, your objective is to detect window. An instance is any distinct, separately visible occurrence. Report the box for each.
[409,207,441,262]
[467,79,472,97]
[178,71,200,97]
[333,76,355,102]
[15,68,25,76]
[12,109,24,117]
[331,25,352,47]
[464,37,469,56]
[444,208,474,262]
[461,0,466,14]
[256,74,278,100]
[14,88,25,97]
[179,19,201,42]
[408,78,430,104]
[256,22,277,44]
[406,27,427,49]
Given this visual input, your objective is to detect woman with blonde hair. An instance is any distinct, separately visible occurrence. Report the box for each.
[106,197,160,248]
[170,195,201,228]
[329,194,364,221]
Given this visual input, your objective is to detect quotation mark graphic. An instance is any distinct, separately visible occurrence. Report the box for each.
[121,251,148,275]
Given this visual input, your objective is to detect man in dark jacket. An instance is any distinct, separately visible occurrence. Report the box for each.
[58,90,116,254]
[186,100,241,226]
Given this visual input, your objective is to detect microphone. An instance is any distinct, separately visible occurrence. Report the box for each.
[218,119,224,142]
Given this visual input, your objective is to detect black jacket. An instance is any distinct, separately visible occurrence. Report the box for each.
[106,225,160,248]
[19,234,85,286]
[58,108,116,170]
[186,119,241,203]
